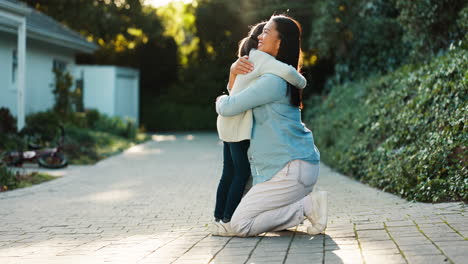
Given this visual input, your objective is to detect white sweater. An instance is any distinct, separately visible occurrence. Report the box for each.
[217,49,307,142]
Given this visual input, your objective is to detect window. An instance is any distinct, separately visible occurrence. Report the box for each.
[12,49,17,84]
[53,59,67,72]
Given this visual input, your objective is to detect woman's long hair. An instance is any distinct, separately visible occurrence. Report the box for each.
[238,22,266,57]
[270,15,303,109]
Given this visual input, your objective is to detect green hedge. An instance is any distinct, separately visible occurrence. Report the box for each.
[22,109,137,143]
[142,101,216,131]
[305,47,467,202]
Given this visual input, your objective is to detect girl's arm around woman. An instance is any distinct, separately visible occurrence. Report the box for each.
[216,73,286,117]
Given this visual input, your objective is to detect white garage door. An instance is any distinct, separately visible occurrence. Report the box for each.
[115,75,136,121]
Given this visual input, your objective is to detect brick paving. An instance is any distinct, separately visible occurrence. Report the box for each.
[0,133,466,264]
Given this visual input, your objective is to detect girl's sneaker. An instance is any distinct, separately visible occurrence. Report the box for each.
[211,220,237,237]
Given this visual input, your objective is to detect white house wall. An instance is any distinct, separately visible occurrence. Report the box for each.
[0,31,75,117]
[26,39,75,114]
[0,31,18,115]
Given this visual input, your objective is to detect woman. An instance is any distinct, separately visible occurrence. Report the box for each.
[214,22,307,225]
[214,15,327,237]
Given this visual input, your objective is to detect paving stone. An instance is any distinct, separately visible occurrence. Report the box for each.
[404,254,449,264]
[363,253,406,264]
[325,250,363,264]
[284,253,323,264]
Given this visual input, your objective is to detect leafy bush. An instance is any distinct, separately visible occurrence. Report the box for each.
[392,0,467,60]
[305,46,467,202]
[0,165,18,191]
[22,111,62,144]
[306,0,466,94]
[142,100,216,131]
[63,125,139,164]
[85,109,100,128]
[52,69,74,115]
[309,0,409,83]
[0,107,16,134]
[92,114,137,139]
[66,111,88,128]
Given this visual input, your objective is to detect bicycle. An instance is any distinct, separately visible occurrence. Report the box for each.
[0,126,68,169]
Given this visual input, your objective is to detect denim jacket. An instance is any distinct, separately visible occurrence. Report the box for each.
[216,73,320,185]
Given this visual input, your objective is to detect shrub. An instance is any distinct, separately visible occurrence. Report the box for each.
[392,0,467,60]
[62,124,99,164]
[52,69,74,115]
[305,46,467,202]
[66,112,88,128]
[142,100,216,131]
[85,109,101,128]
[0,107,16,134]
[0,165,18,191]
[309,0,409,83]
[22,111,62,144]
[92,114,137,139]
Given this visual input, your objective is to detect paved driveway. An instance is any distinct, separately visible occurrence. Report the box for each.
[0,133,466,264]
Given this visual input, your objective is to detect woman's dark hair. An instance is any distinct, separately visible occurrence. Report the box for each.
[270,15,303,109]
[238,22,266,57]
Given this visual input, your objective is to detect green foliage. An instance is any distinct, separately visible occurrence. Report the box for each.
[0,107,16,134]
[52,69,74,115]
[92,114,137,140]
[0,165,18,191]
[0,106,23,152]
[85,109,101,128]
[1,108,144,165]
[393,0,467,60]
[72,80,84,112]
[136,0,245,131]
[458,5,468,33]
[22,108,137,141]
[142,99,216,131]
[305,47,467,202]
[63,125,144,165]
[0,165,55,192]
[156,1,199,66]
[309,0,408,83]
[15,172,56,189]
[22,111,62,144]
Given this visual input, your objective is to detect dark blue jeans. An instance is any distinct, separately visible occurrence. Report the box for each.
[214,140,251,222]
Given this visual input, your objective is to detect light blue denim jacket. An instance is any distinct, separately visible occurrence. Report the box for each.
[216,73,320,185]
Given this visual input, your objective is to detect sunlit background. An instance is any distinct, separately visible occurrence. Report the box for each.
[144,0,193,8]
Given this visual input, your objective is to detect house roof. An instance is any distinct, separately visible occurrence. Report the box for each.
[0,0,98,53]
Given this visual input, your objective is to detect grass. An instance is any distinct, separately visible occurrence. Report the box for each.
[0,170,57,192]
[64,127,151,165]
[16,172,57,189]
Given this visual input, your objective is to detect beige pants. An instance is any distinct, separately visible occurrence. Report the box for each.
[231,160,319,237]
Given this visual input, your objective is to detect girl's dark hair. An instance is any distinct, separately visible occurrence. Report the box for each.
[238,22,266,57]
[270,15,303,109]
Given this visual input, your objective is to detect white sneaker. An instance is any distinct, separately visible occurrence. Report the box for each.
[305,190,328,235]
[211,220,237,237]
